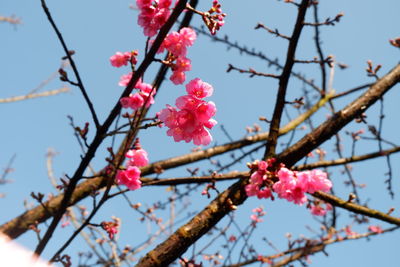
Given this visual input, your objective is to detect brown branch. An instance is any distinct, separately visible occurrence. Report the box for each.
[0,87,70,103]
[137,63,400,266]
[294,56,333,65]
[0,15,21,25]
[331,83,372,99]
[141,171,248,186]
[40,1,100,129]
[294,146,400,171]
[303,12,344,26]
[226,64,280,79]
[254,23,291,40]
[33,0,189,256]
[136,178,248,266]
[313,191,400,225]
[223,227,398,267]
[264,0,310,159]
[312,3,327,93]
[278,64,400,167]
[193,25,322,93]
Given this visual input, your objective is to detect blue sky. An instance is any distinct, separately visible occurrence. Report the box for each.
[1,0,400,266]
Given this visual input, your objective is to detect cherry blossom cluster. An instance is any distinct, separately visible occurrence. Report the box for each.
[157,27,197,84]
[158,78,217,146]
[136,0,172,37]
[245,160,333,216]
[115,139,149,190]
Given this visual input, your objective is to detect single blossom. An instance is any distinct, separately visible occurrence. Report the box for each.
[368,225,383,234]
[116,166,142,190]
[126,148,149,167]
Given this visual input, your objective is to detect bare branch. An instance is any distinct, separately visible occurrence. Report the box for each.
[0,87,70,104]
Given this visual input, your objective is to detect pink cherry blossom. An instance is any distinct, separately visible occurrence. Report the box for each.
[310,204,327,216]
[119,77,156,110]
[110,51,138,67]
[257,187,272,199]
[116,166,142,190]
[179,27,197,47]
[136,0,172,37]
[101,218,120,239]
[126,148,149,167]
[250,206,266,225]
[297,169,332,193]
[110,51,131,67]
[245,161,332,207]
[118,72,133,87]
[245,183,260,197]
[157,28,196,84]
[368,225,383,234]
[170,70,186,85]
[130,93,145,109]
[186,78,213,98]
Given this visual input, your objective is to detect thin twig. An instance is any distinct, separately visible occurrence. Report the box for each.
[40,0,100,129]
[0,87,70,103]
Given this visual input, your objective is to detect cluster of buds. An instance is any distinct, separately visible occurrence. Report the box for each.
[202,0,226,35]
[101,217,120,239]
[186,0,226,35]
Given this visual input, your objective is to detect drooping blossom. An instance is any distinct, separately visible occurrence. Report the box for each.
[115,139,148,190]
[119,77,156,110]
[116,166,142,190]
[157,27,197,84]
[244,159,275,200]
[136,0,172,37]
[119,72,133,87]
[250,206,266,225]
[101,217,120,239]
[158,78,217,146]
[126,147,149,167]
[310,202,332,216]
[110,50,138,67]
[368,225,383,234]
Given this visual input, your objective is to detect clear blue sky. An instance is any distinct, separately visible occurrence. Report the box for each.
[1,0,400,266]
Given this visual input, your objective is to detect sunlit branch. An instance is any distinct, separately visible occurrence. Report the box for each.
[0,87,70,104]
[264,0,310,159]
[294,146,400,171]
[224,226,398,267]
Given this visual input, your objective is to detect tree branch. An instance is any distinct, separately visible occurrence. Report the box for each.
[0,87,69,103]
[264,0,310,158]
